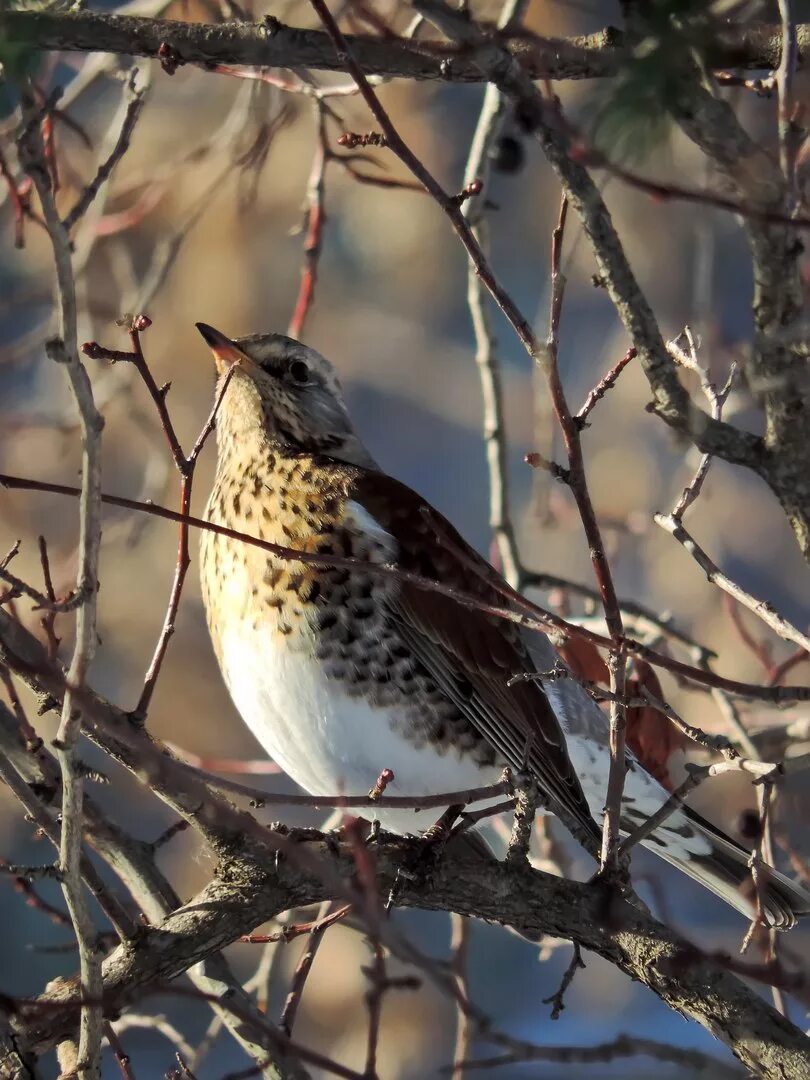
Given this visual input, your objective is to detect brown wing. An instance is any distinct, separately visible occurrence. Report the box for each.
[350,468,601,852]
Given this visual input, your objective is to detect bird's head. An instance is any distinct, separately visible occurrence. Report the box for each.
[196,322,374,467]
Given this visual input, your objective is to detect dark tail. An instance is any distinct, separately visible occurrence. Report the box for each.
[654,806,810,930]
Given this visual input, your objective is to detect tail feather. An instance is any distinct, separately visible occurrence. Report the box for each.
[650,806,810,930]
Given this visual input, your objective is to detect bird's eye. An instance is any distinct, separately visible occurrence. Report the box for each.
[288,359,310,385]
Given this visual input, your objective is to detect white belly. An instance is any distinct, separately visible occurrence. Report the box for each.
[221,625,710,859]
[220,624,502,834]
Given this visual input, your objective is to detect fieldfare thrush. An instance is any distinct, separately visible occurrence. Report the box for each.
[197,322,810,929]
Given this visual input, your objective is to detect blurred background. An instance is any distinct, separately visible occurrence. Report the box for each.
[1,0,809,1075]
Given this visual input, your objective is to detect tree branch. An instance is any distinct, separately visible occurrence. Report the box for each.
[3,11,810,84]
[8,834,810,1080]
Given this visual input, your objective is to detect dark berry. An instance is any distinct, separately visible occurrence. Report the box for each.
[490,135,524,175]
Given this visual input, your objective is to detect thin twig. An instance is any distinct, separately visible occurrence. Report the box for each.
[37,536,60,660]
[288,103,328,340]
[279,899,338,1036]
[655,515,810,655]
[460,0,528,590]
[449,914,471,1080]
[83,321,236,718]
[574,347,637,427]
[618,759,782,857]
[239,903,350,944]
[542,942,585,1019]
[2,471,808,704]
[134,359,235,718]
[62,72,145,233]
[19,83,107,1079]
[539,195,627,868]
[104,1022,136,1080]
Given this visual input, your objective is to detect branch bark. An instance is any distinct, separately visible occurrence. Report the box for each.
[0,610,808,1078]
[8,835,810,1080]
[3,10,810,85]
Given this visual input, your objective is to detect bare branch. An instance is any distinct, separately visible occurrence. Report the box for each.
[9,832,810,1080]
[18,83,106,1080]
[61,72,145,234]
[654,515,810,655]
[2,11,810,86]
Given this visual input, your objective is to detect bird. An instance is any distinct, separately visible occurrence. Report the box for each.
[196,321,810,929]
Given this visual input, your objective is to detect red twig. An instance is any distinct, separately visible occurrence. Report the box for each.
[307,0,538,357]
[344,817,387,1079]
[105,1022,136,1080]
[239,903,351,944]
[574,347,637,428]
[40,107,59,194]
[450,914,470,1080]
[0,663,41,749]
[0,144,43,248]
[725,595,774,675]
[288,107,329,340]
[539,197,627,867]
[163,744,282,775]
[769,647,809,685]
[82,318,234,718]
[279,899,343,1035]
[37,535,61,660]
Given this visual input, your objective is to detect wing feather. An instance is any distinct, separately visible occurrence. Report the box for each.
[349,469,601,851]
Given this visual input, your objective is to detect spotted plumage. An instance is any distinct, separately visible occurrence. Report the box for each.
[197,322,810,929]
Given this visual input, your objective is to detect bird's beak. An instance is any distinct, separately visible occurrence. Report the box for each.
[196,322,246,375]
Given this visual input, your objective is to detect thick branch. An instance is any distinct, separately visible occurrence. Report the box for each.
[0,703,306,1080]
[3,11,810,84]
[9,836,810,1080]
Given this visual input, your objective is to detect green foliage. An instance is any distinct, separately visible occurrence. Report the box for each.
[588,0,744,164]
[0,0,44,81]
[0,0,43,117]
